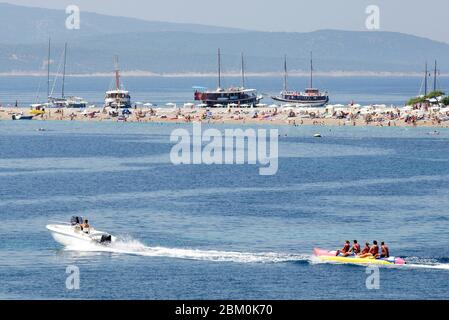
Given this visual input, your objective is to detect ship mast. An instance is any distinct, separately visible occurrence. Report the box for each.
[62,43,67,98]
[433,60,437,92]
[218,48,222,89]
[283,55,288,92]
[114,55,120,91]
[241,52,245,88]
[47,37,51,101]
[310,51,313,89]
[424,61,428,96]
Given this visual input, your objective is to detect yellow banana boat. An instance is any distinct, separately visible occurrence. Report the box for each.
[314,248,406,265]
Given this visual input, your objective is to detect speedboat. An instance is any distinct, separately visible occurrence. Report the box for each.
[314,248,406,266]
[46,216,116,247]
[12,113,34,120]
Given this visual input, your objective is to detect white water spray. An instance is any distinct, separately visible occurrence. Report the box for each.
[63,236,309,264]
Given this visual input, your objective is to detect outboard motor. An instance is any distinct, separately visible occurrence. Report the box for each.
[100,234,112,244]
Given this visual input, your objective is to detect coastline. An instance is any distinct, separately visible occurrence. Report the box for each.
[1,106,448,128]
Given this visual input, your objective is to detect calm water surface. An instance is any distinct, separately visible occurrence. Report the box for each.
[0,75,448,107]
[1,120,449,299]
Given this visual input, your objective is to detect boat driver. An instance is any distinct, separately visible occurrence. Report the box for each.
[80,219,90,233]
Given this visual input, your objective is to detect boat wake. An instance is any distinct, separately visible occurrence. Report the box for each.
[63,236,310,264]
[401,257,449,271]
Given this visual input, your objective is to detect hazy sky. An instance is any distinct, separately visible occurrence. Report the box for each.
[4,0,449,43]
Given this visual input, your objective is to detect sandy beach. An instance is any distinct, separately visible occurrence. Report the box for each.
[1,104,449,128]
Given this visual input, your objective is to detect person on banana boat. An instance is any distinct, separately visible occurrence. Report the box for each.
[358,240,379,259]
[348,240,361,255]
[358,242,370,256]
[335,240,351,256]
[376,241,390,259]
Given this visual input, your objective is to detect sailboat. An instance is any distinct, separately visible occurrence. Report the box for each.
[194,49,263,107]
[30,38,52,114]
[413,61,443,103]
[104,55,132,109]
[272,53,329,107]
[48,42,88,108]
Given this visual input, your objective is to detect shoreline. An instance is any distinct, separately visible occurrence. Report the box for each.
[1,106,448,128]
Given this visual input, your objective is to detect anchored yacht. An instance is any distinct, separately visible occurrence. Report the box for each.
[272,53,329,107]
[104,55,132,109]
[194,49,263,107]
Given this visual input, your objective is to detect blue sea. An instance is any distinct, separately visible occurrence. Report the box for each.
[1,118,449,299]
[0,75,448,107]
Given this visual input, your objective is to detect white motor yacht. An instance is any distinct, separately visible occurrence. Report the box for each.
[46,216,116,247]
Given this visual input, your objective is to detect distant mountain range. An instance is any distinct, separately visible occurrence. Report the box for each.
[1,2,448,75]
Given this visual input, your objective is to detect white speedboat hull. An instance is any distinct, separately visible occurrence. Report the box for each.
[46,224,116,247]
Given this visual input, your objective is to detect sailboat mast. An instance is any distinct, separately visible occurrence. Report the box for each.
[424,62,428,96]
[62,43,67,98]
[434,60,437,92]
[283,55,288,92]
[241,52,245,88]
[47,37,51,100]
[218,48,222,89]
[114,55,120,91]
[310,52,313,89]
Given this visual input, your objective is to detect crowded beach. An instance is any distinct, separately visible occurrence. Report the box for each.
[1,101,449,128]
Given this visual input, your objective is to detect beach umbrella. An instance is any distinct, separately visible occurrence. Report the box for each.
[360,106,372,113]
[197,103,208,108]
[214,104,224,108]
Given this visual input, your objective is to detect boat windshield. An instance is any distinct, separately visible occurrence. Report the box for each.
[71,216,84,225]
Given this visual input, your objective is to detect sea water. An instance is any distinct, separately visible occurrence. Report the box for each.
[1,120,449,299]
[0,75,448,107]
